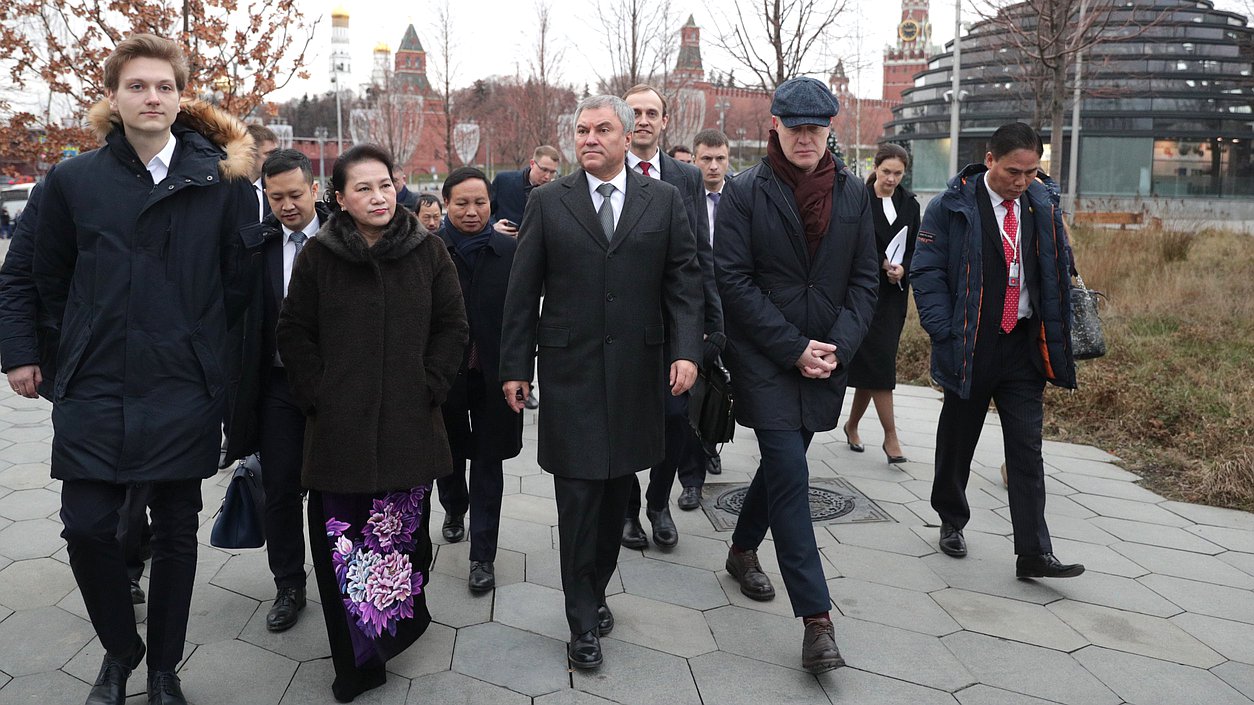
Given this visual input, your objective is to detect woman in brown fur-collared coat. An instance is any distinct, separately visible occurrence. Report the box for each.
[276,144,467,703]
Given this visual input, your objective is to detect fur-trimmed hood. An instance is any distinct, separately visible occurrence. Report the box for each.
[317,207,429,263]
[86,98,254,181]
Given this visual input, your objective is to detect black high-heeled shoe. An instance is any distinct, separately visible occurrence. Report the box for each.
[883,444,908,464]
[843,427,864,453]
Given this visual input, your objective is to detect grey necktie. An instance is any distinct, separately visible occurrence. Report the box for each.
[290,230,308,259]
[596,183,616,241]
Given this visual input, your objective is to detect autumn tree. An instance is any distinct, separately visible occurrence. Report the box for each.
[352,70,426,172]
[428,0,461,172]
[518,0,568,154]
[593,0,678,97]
[710,0,851,92]
[0,0,316,174]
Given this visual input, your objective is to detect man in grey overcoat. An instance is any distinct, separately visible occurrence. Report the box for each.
[500,94,704,670]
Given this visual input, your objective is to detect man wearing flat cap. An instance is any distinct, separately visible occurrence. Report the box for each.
[714,76,879,672]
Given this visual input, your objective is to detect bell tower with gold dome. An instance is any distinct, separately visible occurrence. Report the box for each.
[882,0,932,103]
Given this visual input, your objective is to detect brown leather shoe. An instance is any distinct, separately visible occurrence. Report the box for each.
[801,618,845,673]
[725,548,775,601]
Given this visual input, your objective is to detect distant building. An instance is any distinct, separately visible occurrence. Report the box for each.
[886,0,1254,218]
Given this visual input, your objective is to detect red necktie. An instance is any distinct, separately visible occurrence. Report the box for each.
[1000,200,1020,333]
[639,162,652,177]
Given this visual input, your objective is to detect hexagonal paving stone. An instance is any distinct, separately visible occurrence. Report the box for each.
[0,556,76,610]
[179,638,298,704]
[1139,574,1254,625]
[0,488,61,521]
[818,667,959,705]
[183,582,260,644]
[1045,537,1148,578]
[495,516,559,555]
[827,521,936,557]
[834,615,975,692]
[1170,612,1254,665]
[0,463,52,491]
[1213,661,1254,700]
[1073,645,1250,705]
[616,556,728,611]
[941,631,1120,705]
[953,684,1067,705]
[1113,542,1254,589]
[406,670,530,705]
[491,580,569,642]
[0,606,94,676]
[236,595,332,662]
[603,592,716,658]
[821,542,948,592]
[210,550,296,601]
[384,621,456,679]
[828,577,960,636]
[0,669,95,704]
[280,659,412,704]
[572,637,702,705]
[535,691,620,705]
[690,650,831,705]
[0,442,51,465]
[430,542,525,589]
[450,622,568,697]
[1045,569,1181,617]
[0,425,51,443]
[932,589,1086,651]
[1160,501,1254,530]
[0,518,67,560]
[424,571,493,629]
[1187,525,1254,553]
[921,551,1063,606]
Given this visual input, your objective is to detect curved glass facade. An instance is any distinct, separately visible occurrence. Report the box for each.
[888,0,1254,197]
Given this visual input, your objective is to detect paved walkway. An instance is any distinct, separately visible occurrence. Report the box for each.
[1,366,1253,703]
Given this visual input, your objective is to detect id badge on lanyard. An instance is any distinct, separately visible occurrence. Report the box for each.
[1008,260,1020,288]
[1001,211,1020,289]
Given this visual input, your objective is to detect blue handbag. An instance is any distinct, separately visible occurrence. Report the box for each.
[210,454,266,549]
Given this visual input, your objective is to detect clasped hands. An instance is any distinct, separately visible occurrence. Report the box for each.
[795,340,839,379]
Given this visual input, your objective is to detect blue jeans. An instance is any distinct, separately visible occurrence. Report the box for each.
[732,429,830,617]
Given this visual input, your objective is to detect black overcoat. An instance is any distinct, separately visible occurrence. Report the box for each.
[438,224,524,462]
[32,99,259,483]
[713,157,880,432]
[499,167,705,479]
[276,208,468,494]
[0,181,51,383]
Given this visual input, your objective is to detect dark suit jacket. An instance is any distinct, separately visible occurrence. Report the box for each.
[656,152,722,343]
[438,225,524,462]
[491,167,532,225]
[975,178,1045,377]
[500,167,704,479]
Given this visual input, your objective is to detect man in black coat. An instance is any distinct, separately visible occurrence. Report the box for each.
[714,77,879,674]
[435,167,524,594]
[228,150,331,633]
[490,144,561,233]
[500,95,704,671]
[620,84,723,551]
[32,35,258,705]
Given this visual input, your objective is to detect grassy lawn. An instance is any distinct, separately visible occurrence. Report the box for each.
[896,226,1254,512]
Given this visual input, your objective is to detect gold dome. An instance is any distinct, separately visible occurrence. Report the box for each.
[331,6,349,19]
[374,42,390,53]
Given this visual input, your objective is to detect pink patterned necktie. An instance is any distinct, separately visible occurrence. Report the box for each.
[1000,200,1020,334]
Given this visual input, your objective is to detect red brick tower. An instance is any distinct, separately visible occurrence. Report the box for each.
[882,0,932,103]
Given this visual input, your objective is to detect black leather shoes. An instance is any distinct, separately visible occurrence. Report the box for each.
[86,639,144,705]
[1017,553,1085,579]
[646,506,678,548]
[597,603,614,636]
[939,523,967,558]
[130,579,146,605]
[677,486,701,511]
[703,442,722,475]
[266,586,306,632]
[567,630,602,669]
[442,513,466,543]
[621,516,648,549]
[801,618,845,674]
[147,670,188,705]
[468,561,495,592]
[725,548,775,601]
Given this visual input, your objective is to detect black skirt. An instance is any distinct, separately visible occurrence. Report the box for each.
[847,280,910,390]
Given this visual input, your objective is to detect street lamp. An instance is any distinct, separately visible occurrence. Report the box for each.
[736,127,746,171]
[948,0,963,177]
[314,126,329,188]
[715,99,732,133]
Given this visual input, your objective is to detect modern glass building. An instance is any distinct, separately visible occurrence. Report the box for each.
[887,0,1254,203]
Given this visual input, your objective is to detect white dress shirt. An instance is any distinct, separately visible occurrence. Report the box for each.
[626,150,662,180]
[587,167,628,230]
[704,183,724,244]
[274,215,321,365]
[144,135,177,184]
[253,178,266,221]
[985,178,1033,320]
[881,195,897,225]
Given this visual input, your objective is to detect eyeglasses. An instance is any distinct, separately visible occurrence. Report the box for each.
[533,163,559,176]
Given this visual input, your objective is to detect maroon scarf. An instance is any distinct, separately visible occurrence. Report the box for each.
[767,129,836,258]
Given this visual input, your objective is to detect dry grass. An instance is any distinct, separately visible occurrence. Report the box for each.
[898,225,1254,511]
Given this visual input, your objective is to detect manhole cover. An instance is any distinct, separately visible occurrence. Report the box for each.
[700,478,893,531]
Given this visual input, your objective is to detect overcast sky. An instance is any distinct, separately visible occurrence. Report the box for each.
[275,0,963,102]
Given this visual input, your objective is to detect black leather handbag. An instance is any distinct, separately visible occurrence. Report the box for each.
[1070,271,1107,360]
[211,454,266,549]
[688,363,736,444]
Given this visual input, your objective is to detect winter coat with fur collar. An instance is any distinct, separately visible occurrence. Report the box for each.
[276,207,468,493]
[32,98,260,483]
